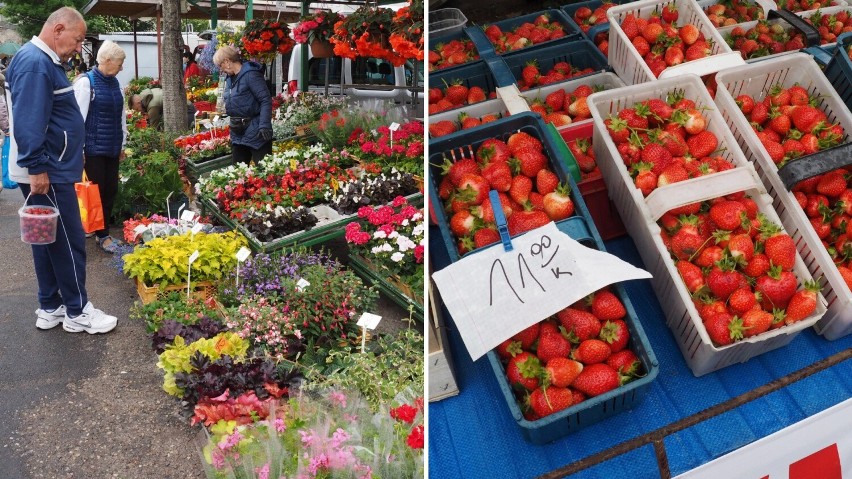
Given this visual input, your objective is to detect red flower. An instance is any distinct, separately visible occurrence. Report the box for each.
[407,424,424,449]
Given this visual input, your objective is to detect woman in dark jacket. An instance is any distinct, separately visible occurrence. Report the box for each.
[213,45,272,165]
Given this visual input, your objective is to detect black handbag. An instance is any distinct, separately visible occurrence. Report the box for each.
[230,116,250,135]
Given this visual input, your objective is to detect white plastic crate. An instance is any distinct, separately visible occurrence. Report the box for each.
[714,53,852,340]
[606,0,744,85]
[429,97,513,130]
[519,72,626,131]
[586,74,826,375]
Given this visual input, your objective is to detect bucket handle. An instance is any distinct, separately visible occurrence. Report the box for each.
[23,190,59,211]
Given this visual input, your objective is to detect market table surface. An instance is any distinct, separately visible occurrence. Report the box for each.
[428,227,852,479]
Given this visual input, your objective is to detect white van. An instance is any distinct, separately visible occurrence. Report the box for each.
[286,43,423,103]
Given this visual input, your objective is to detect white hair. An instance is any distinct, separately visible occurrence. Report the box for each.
[96,40,125,64]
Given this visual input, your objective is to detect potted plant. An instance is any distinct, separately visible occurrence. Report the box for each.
[240,18,295,63]
[293,10,343,58]
[331,6,405,66]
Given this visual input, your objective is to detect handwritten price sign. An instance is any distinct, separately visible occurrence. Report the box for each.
[432,222,652,361]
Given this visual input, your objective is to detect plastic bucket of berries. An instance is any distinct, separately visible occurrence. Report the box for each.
[696,0,773,29]
[715,52,852,340]
[606,0,744,85]
[19,196,60,245]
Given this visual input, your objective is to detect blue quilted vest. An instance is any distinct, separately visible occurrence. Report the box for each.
[84,69,123,157]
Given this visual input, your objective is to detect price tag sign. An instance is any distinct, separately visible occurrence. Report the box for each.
[356,312,382,330]
[188,250,200,264]
[296,278,311,292]
[181,209,197,222]
[389,122,401,131]
[190,223,204,235]
[213,115,220,123]
[133,224,147,234]
[236,246,251,262]
[432,222,652,361]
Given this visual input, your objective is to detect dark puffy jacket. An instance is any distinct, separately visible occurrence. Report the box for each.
[224,61,272,149]
[84,69,124,158]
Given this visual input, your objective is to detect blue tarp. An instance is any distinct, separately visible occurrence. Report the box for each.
[428,230,852,479]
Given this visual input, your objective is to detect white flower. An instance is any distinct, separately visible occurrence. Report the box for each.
[381,243,394,252]
[401,219,409,227]
[391,252,404,263]
[373,230,387,239]
[371,245,384,255]
[388,230,399,239]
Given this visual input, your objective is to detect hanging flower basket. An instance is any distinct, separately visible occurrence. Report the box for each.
[294,10,343,59]
[331,6,406,66]
[389,0,424,61]
[241,18,295,63]
[310,39,334,58]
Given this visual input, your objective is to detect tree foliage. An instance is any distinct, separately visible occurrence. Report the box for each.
[1,0,156,38]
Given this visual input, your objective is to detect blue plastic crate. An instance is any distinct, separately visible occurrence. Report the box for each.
[429,28,493,76]
[429,58,514,110]
[501,39,609,87]
[487,278,659,444]
[820,32,852,112]
[483,9,582,57]
[428,112,602,263]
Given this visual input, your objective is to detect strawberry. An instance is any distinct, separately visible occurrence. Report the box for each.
[536,332,572,363]
[506,351,541,391]
[449,210,477,237]
[456,173,490,206]
[557,307,602,342]
[641,22,664,43]
[729,287,758,315]
[728,233,755,263]
[467,86,487,104]
[429,120,458,138]
[496,339,523,360]
[681,108,708,135]
[545,89,565,112]
[572,338,612,364]
[670,222,706,261]
[686,130,718,158]
[633,162,658,196]
[784,279,820,324]
[755,265,798,310]
[706,262,745,300]
[444,81,469,105]
[543,357,584,388]
[657,164,689,188]
[535,168,559,195]
[459,113,481,130]
[735,94,755,114]
[571,363,621,397]
[513,322,542,349]
[662,3,679,23]
[710,200,747,230]
[529,386,574,417]
[568,97,591,119]
[441,157,481,186]
[508,209,551,235]
[480,159,513,193]
[509,174,533,205]
[473,227,501,249]
[544,112,573,128]
[543,183,575,221]
[522,61,540,85]
[679,23,700,45]
[428,87,443,104]
[621,14,640,40]
[740,308,774,338]
[677,259,706,293]
[817,171,847,198]
[507,131,543,154]
[590,290,626,321]
[763,230,797,271]
[642,143,674,174]
[704,312,736,346]
[665,45,684,66]
[605,117,631,143]
[476,139,511,164]
[598,319,630,353]
[513,149,548,178]
[607,350,640,377]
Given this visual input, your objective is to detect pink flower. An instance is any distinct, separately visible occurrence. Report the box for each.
[414,244,425,263]
[392,196,407,208]
[379,224,395,236]
[329,391,347,408]
[357,206,374,219]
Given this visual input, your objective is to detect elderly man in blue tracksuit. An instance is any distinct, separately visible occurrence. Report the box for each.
[7,7,117,334]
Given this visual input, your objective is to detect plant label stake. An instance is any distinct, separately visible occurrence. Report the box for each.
[296,278,310,292]
[389,122,400,148]
[356,312,382,353]
[165,191,174,222]
[187,249,200,300]
[190,223,203,240]
[181,209,197,225]
[177,204,187,224]
[194,109,201,132]
[235,246,251,288]
[213,115,220,138]
[132,224,147,243]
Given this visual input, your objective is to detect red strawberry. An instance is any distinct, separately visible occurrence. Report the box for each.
[817,171,847,198]
[605,117,631,143]
[514,149,548,178]
[513,322,541,350]
[729,287,758,315]
[705,312,736,346]
[522,61,540,85]
[571,363,621,397]
[686,130,718,158]
[633,162,658,196]
[744,252,771,278]
[545,89,566,112]
[670,224,706,261]
[607,349,640,377]
[536,332,572,363]
[508,209,551,236]
[444,81,469,105]
[740,308,774,338]
[441,157,481,186]
[695,245,723,268]
[706,261,745,300]
[664,45,684,66]
[473,227,501,249]
[710,200,747,230]
[621,14,640,40]
[449,210,477,237]
[536,168,560,195]
[735,94,755,114]
[599,319,630,353]
[679,23,700,45]
[642,143,674,174]
[676,260,706,293]
[459,113,481,130]
[429,120,458,137]
[728,233,755,263]
[657,164,689,187]
[543,357,584,388]
[755,266,798,310]
[763,230,797,271]
[480,159,513,192]
[557,307,602,342]
[529,386,574,417]
[467,86,487,104]
[590,290,626,321]
[785,279,821,324]
[572,338,612,364]
[506,352,541,391]
[496,339,523,360]
[543,183,575,221]
[662,3,679,23]
[455,173,490,206]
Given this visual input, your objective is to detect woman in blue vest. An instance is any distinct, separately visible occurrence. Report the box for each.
[73,40,128,253]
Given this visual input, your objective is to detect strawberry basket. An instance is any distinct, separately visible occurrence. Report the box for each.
[501,39,610,91]
[487,279,659,444]
[563,0,635,54]
[587,73,826,375]
[519,71,625,131]
[717,9,821,63]
[714,52,852,340]
[606,0,743,85]
[428,112,602,263]
[696,0,773,29]
[429,58,513,114]
[480,9,581,57]
[429,27,488,74]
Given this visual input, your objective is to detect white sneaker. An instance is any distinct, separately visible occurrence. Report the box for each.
[63,302,117,334]
[36,305,66,330]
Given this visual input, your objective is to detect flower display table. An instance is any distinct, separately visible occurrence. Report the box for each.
[348,253,424,321]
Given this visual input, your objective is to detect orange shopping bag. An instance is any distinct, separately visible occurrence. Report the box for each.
[75,172,104,234]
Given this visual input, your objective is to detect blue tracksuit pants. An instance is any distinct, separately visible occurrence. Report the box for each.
[20,183,88,316]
